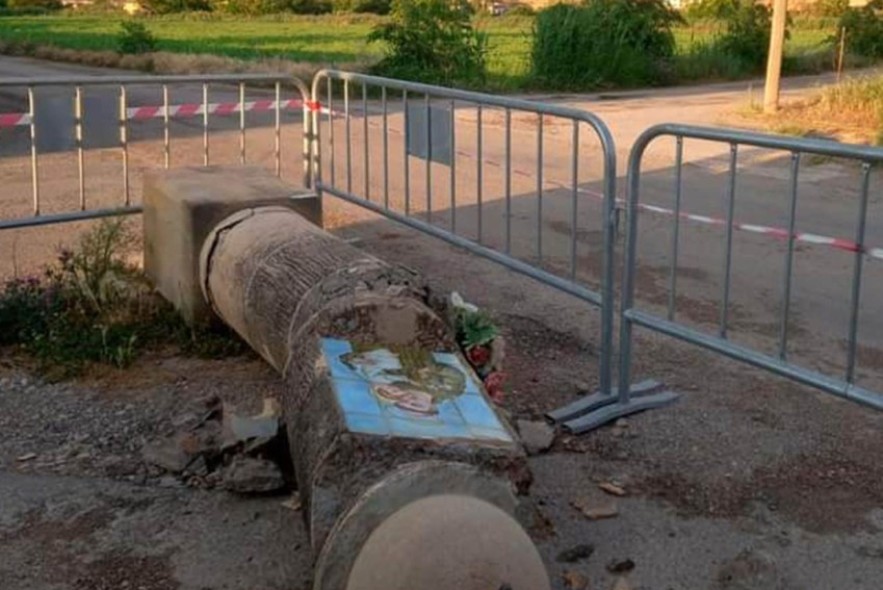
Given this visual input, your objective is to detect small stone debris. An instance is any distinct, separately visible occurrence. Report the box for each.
[556,544,595,563]
[15,452,37,462]
[141,396,288,493]
[562,570,589,590]
[598,482,626,497]
[606,558,635,574]
[222,456,285,494]
[141,435,195,473]
[572,493,619,520]
[223,398,280,444]
[517,419,555,455]
[611,577,631,590]
[281,494,302,511]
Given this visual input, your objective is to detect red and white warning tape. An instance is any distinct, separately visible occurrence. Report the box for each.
[634,202,883,260]
[0,98,321,128]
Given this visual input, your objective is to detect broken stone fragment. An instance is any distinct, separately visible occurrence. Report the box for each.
[562,570,589,590]
[556,544,595,564]
[517,420,555,455]
[222,456,286,494]
[141,435,192,473]
[598,482,626,497]
[571,493,619,520]
[606,558,635,574]
[221,398,280,449]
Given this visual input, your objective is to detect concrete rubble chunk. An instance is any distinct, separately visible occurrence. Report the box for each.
[222,398,280,446]
[572,492,619,520]
[222,456,286,494]
[557,544,595,563]
[141,435,192,473]
[598,482,626,497]
[562,570,589,590]
[517,419,555,455]
[606,558,635,574]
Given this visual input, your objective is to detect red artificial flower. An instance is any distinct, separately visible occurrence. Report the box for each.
[466,345,492,367]
[484,371,506,403]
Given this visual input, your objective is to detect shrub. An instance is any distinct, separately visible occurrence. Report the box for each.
[530,0,681,90]
[0,220,245,378]
[142,0,210,14]
[808,0,848,18]
[837,1,883,59]
[117,21,157,55]
[505,4,536,16]
[333,0,390,13]
[7,0,61,9]
[368,0,487,86]
[684,0,741,20]
[714,0,773,71]
[220,0,330,14]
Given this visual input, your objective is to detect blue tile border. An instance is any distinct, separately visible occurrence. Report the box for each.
[331,378,383,416]
[344,412,390,436]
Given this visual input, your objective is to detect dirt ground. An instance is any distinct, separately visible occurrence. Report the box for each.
[3,206,883,589]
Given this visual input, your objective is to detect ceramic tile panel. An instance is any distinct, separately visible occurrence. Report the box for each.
[322,338,513,444]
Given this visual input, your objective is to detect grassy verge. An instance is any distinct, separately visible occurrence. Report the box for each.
[0,219,246,380]
[0,13,854,91]
[743,76,883,146]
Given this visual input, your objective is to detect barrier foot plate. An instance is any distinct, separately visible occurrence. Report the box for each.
[545,380,679,434]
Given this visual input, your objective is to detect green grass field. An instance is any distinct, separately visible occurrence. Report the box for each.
[0,13,839,90]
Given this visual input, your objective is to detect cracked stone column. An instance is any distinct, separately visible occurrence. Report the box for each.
[145,167,549,590]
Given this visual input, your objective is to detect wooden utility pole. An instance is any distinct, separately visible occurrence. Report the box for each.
[763,0,788,114]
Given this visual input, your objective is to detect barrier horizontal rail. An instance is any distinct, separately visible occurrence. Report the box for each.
[619,122,883,412]
[0,73,312,231]
[0,98,327,127]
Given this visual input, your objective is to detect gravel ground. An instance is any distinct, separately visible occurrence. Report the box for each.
[2,211,883,589]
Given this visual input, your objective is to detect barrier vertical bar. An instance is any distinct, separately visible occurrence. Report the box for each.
[308,81,320,187]
[328,78,335,188]
[477,103,483,244]
[363,83,370,201]
[667,136,684,320]
[162,85,170,169]
[505,108,511,254]
[202,83,209,166]
[570,122,579,280]
[382,86,389,210]
[720,143,738,338]
[536,114,544,262]
[778,152,801,360]
[425,93,432,223]
[302,83,311,188]
[403,89,410,216]
[28,87,40,216]
[450,99,457,234]
[120,85,130,206]
[75,86,85,211]
[274,82,281,178]
[846,163,872,384]
[239,82,246,165]
[345,80,352,194]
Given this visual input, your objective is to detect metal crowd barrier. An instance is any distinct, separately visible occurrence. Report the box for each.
[310,70,677,428]
[619,123,883,411]
[0,73,312,231]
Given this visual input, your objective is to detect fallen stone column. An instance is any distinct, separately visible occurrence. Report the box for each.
[145,167,550,590]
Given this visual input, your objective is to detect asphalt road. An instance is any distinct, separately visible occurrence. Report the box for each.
[1,55,882,396]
